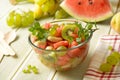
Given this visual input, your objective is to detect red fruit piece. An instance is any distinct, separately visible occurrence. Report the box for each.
[68,41,83,57]
[54,25,63,37]
[31,35,38,43]
[34,40,46,49]
[53,41,69,49]
[68,48,81,58]
[44,22,51,29]
[69,40,78,47]
[70,33,78,39]
[47,41,55,47]
[57,54,71,66]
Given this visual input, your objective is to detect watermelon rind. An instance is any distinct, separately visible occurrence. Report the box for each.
[60,1,113,22]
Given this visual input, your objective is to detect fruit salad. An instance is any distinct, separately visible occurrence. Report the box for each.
[28,19,97,71]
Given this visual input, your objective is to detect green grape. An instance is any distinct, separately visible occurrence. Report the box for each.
[34,4,43,19]
[49,24,58,35]
[21,16,29,27]
[31,66,39,74]
[7,10,34,28]
[21,12,29,27]
[46,0,56,15]
[48,4,58,16]
[108,46,113,51]
[6,11,15,27]
[27,65,32,69]
[111,51,120,59]
[106,54,119,65]
[14,12,22,27]
[99,46,120,72]
[21,11,34,27]
[26,11,34,25]
[41,0,56,14]
[41,4,49,13]
[55,9,69,19]
[99,63,113,72]
[34,0,47,5]
[22,69,31,73]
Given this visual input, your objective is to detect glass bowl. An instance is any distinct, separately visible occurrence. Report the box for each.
[28,19,93,71]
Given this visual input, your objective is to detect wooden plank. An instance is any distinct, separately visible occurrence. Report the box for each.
[0,0,14,18]
[53,21,111,80]
[11,51,56,80]
[0,3,35,80]
[0,28,32,80]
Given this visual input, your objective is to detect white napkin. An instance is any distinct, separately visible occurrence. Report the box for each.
[83,35,120,80]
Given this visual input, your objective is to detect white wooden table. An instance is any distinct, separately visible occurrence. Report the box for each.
[0,0,120,80]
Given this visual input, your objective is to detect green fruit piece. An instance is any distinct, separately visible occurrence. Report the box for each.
[108,46,113,51]
[41,0,55,13]
[21,11,34,27]
[34,0,47,6]
[22,69,31,73]
[21,16,29,27]
[31,66,39,74]
[56,46,67,50]
[99,63,112,72]
[106,54,119,65]
[43,52,57,63]
[111,51,120,59]
[26,10,34,25]
[27,65,32,69]
[55,9,69,19]
[41,4,49,13]
[14,12,22,27]
[49,24,58,36]
[62,24,77,42]
[34,4,43,19]
[56,46,67,56]
[48,52,57,61]
[6,11,15,27]
[48,3,58,16]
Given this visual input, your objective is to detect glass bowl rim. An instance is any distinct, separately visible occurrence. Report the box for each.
[28,19,93,52]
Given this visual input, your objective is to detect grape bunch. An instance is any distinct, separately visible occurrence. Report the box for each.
[6,10,34,28]
[99,46,120,72]
[34,0,69,19]
[9,0,69,20]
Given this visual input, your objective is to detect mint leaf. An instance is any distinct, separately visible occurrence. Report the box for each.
[29,22,49,41]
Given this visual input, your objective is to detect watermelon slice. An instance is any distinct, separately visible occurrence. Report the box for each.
[60,0,113,22]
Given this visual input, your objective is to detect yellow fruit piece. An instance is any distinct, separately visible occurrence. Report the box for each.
[111,12,120,33]
[34,4,43,19]
[34,0,47,6]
